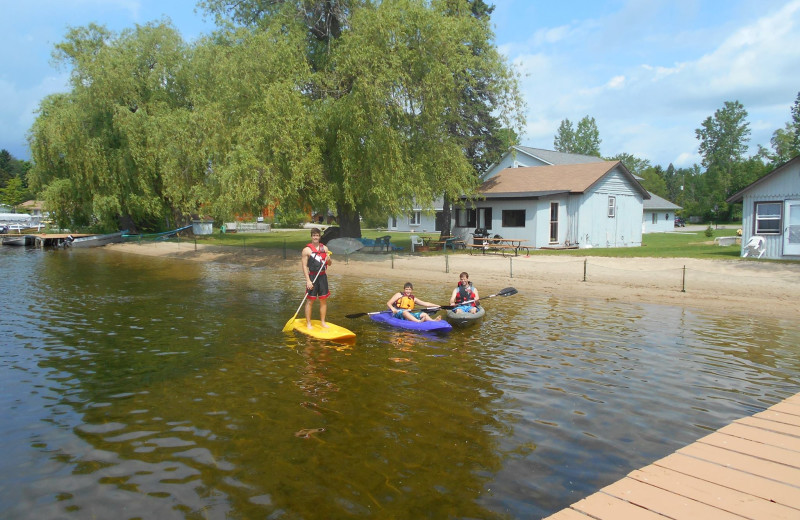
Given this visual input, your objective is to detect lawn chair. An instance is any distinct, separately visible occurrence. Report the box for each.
[742,236,766,258]
[410,234,424,252]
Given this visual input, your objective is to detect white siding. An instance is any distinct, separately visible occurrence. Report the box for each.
[642,210,676,233]
[739,162,800,259]
[483,152,551,180]
[576,169,644,247]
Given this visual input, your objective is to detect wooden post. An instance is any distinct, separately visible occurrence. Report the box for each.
[682,265,686,292]
[583,258,587,282]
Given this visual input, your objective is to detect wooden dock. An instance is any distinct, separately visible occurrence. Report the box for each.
[545,392,800,519]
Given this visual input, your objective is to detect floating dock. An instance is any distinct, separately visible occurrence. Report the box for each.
[545,392,800,519]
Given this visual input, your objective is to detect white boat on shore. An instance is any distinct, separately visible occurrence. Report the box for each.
[66,231,125,248]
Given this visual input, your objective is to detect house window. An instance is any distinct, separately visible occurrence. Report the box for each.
[408,211,421,226]
[651,213,657,224]
[755,202,782,234]
[550,202,559,242]
[502,210,525,227]
[478,207,492,230]
[608,196,616,218]
[391,217,397,228]
[455,208,476,228]
[665,213,670,221]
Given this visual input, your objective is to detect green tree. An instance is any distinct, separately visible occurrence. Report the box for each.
[638,165,668,198]
[766,91,800,164]
[553,118,575,153]
[605,152,651,178]
[554,115,601,156]
[29,22,201,232]
[695,100,751,219]
[0,176,29,208]
[199,0,523,237]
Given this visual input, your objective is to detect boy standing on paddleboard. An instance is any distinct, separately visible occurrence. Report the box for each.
[301,228,332,329]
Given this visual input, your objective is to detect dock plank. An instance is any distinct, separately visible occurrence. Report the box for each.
[601,477,742,519]
[698,430,800,467]
[571,492,667,520]
[544,393,800,519]
[655,452,800,509]
[678,442,800,484]
[753,410,800,427]
[736,415,800,437]
[628,465,799,519]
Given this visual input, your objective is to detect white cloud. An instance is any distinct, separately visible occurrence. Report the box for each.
[508,0,800,168]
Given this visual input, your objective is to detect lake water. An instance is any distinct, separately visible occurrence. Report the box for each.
[1,245,799,519]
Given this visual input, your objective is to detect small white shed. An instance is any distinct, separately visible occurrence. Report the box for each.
[192,219,214,235]
[726,155,800,260]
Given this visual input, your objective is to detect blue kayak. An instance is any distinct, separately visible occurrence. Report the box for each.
[369,311,453,332]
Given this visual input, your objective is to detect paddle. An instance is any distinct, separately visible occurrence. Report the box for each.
[345,287,517,319]
[446,286,518,310]
[345,307,442,320]
[282,261,327,332]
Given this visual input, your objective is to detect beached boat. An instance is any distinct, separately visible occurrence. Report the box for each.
[369,311,452,332]
[445,305,485,327]
[2,234,36,246]
[66,231,125,248]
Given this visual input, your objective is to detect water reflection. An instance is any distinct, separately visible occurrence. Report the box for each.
[1,246,798,519]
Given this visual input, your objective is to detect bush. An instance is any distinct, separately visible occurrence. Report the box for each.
[704,225,714,237]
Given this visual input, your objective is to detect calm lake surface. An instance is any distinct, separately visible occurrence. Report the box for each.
[1,245,799,519]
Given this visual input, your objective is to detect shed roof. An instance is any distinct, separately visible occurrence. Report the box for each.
[477,161,650,199]
[643,192,681,210]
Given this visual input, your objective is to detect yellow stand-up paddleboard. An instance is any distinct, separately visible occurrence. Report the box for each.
[289,319,356,342]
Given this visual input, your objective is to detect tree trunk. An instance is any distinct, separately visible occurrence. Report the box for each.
[336,202,362,238]
[441,192,452,237]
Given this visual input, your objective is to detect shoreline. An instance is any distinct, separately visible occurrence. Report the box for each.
[105,241,800,318]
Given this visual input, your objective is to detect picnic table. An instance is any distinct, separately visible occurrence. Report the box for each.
[467,237,529,256]
[434,235,466,251]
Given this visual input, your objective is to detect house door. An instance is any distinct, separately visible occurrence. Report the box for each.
[784,200,800,255]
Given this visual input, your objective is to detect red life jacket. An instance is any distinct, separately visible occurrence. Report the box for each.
[455,283,476,306]
[306,243,328,275]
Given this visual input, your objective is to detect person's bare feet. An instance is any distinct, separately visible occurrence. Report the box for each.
[320,322,329,328]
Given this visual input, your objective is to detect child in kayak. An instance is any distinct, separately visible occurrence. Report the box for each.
[449,272,480,314]
[387,282,442,322]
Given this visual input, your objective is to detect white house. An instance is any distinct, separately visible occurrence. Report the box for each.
[454,161,650,249]
[726,155,800,260]
[387,197,444,233]
[387,147,608,234]
[642,192,682,233]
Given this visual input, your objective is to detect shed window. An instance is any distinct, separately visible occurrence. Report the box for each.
[408,212,421,226]
[755,202,781,234]
[608,196,616,218]
[502,210,526,227]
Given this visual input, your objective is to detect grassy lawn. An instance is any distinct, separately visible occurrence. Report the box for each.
[189,225,751,260]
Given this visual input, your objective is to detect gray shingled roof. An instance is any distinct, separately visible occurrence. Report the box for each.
[643,192,681,210]
[514,146,606,165]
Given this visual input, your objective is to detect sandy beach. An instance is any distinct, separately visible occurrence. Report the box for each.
[106,240,800,318]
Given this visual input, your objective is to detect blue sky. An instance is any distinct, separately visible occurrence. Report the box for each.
[2,0,799,169]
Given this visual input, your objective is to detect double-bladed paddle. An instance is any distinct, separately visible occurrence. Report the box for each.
[345,286,517,319]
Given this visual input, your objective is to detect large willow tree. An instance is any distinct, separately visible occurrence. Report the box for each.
[29,0,522,234]
[200,0,523,236]
[28,22,203,231]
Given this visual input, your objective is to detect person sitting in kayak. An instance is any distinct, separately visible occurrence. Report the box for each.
[449,272,480,314]
[387,282,442,322]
